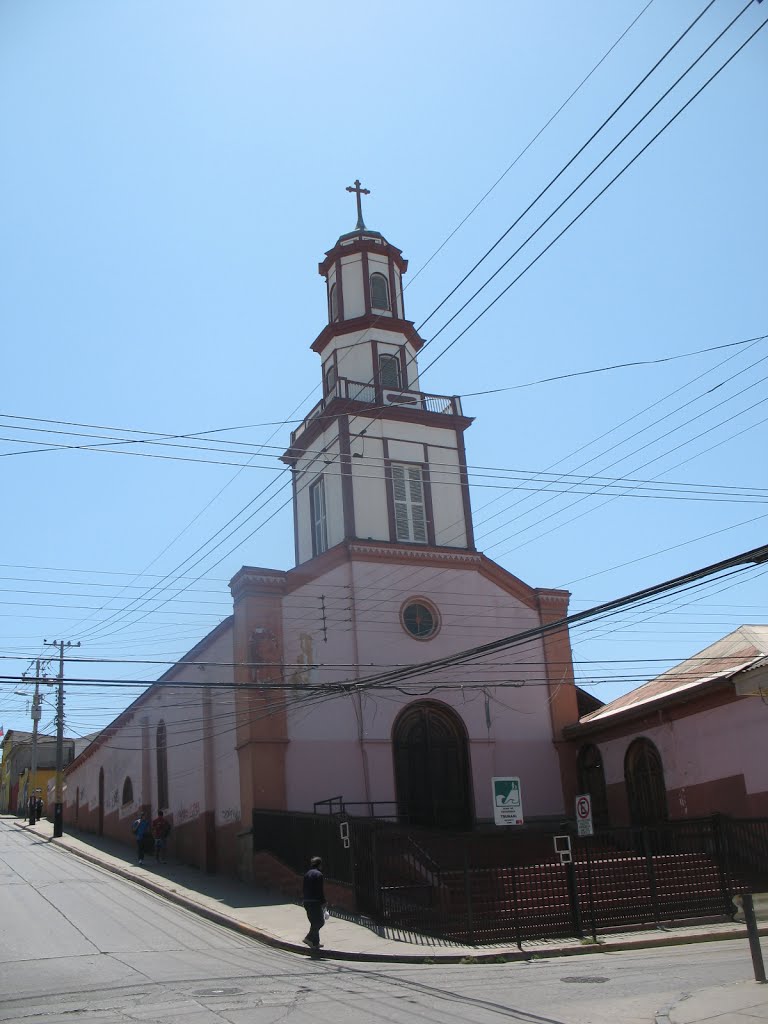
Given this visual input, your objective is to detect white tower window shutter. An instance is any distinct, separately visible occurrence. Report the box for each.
[309,476,328,555]
[392,464,428,544]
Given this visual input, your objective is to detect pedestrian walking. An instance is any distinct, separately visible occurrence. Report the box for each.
[151,810,171,864]
[302,855,327,950]
[131,810,150,865]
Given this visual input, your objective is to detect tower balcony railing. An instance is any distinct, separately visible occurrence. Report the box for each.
[290,377,463,443]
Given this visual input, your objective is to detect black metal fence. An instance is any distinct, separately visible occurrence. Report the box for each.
[252,810,768,945]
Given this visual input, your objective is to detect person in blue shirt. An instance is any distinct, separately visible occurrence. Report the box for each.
[302,856,326,949]
[131,811,150,865]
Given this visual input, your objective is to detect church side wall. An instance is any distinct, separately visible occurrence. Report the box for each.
[281,559,567,822]
[590,694,768,822]
[64,623,240,871]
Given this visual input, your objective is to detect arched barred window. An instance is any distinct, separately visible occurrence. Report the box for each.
[370,272,390,310]
[122,776,133,806]
[576,743,609,825]
[625,737,667,825]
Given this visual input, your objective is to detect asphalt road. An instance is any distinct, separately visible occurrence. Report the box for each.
[0,819,758,1023]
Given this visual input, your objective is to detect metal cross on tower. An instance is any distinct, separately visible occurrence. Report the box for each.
[346,179,370,231]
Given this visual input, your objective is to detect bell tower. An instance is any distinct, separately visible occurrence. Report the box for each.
[282,183,475,566]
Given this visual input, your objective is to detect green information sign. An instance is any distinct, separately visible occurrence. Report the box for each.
[492,776,524,826]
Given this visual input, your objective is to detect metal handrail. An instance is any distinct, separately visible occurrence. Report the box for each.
[290,378,461,443]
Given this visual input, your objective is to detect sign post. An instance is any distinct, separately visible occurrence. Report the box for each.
[576,793,594,837]
[492,777,524,826]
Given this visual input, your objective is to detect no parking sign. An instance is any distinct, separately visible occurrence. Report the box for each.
[576,793,594,836]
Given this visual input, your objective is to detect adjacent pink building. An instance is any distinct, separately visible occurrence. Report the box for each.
[566,625,768,825]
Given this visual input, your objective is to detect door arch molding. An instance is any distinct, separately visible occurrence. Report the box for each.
[392,701,473,830]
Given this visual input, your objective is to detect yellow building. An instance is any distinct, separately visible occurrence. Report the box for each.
[0,730,73,815]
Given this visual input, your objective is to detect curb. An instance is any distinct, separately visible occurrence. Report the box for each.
[654,992,688,1024]
[13,820,768,965]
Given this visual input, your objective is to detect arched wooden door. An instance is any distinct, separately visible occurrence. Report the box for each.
[625,738,668,826]
[98,767,105,836]
[393,702,472,830]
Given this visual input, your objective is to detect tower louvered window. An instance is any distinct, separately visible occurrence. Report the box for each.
[370,272,390,310]
[309,476,328,555]
[391,464,428,544]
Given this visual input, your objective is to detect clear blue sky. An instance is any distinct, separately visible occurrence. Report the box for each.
[1,0,766,741]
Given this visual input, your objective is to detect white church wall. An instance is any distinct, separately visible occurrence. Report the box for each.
[426,445,467,548]
[351,436,390,541]
[294,433,341,562]
[332,337,374,384]
[161,624,237,826]
[340,256,365,319]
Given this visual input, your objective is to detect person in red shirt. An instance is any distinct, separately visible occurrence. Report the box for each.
[151,810,171,864]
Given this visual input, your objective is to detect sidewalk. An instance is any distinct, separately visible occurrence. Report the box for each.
[8,815,768,971]
[656,980,768,1023]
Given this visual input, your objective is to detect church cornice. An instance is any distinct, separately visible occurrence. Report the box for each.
[230,566,287,601]
[282,400,473,465]
[281,539,563,614]
[311,314,425,355]
[319,235,408,276]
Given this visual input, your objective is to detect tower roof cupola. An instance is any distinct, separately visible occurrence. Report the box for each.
[315,180,416,354]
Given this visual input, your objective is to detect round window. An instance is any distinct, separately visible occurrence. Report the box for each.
[401,600,439,639]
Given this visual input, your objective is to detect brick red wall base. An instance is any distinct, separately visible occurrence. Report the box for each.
[251,850,356,912]
[64,799,240,874]
[605,773,765,825]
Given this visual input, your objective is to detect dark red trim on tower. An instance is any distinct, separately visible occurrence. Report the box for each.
[335,259,345,321]
[338,416,356,540]
[388,259,398,320]
[382,440,397,543]
[421,456,436,547]
[311,314,425,355]
[456,427,476,551]
[319,235,408,277]
[371,339,379,393]
[361,250,371,316]
[291,469,300,564]
[399,344,409,388]
[282,400,473,465]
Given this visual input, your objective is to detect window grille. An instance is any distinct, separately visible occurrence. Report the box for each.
[122,776,133,806]
[391,464,427,544]
[370,273,390,310]
[378,353,401,388]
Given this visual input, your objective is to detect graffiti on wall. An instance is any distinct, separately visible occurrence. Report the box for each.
[218,807,241,825]
[176,800,201,824]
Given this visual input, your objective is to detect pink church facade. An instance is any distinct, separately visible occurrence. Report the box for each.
[64,197,579,873]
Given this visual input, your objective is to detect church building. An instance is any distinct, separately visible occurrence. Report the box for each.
[63,187,580,874]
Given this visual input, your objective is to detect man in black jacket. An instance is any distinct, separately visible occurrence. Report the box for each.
[302,856,326,949]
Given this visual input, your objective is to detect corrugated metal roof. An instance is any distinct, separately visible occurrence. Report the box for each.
[579,624,768,725]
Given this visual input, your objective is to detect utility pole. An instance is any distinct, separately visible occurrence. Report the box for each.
[44,639,80,838]
[28,660,41,826]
